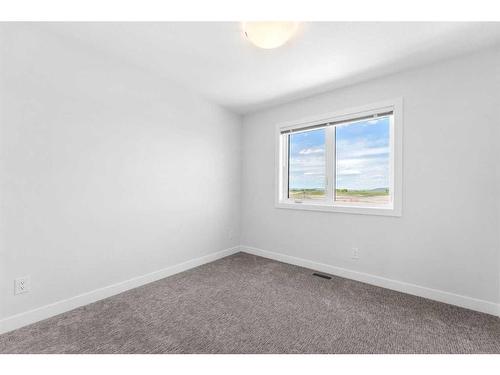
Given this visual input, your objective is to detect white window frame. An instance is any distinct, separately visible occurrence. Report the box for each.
[275,98,403,217]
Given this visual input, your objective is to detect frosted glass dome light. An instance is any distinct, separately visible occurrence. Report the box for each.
[242,22,299,49]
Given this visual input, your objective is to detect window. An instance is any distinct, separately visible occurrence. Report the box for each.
[276,99,402,216]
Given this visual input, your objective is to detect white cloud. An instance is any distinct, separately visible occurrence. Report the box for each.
[337,169,361,176]
[298,147,324,155]
[337,145,389,159]
[336,156,389,190]
[290,155,325,169]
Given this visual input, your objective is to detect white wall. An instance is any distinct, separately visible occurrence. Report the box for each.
[241,48,500,307]
[0,24,241,320]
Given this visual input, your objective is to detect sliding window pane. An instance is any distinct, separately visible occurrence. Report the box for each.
[288,128,326,200]
[335,116,391,206]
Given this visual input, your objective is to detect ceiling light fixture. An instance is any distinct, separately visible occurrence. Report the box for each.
[242,22,299,49]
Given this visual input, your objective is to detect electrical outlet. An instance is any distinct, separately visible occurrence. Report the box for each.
[351,247,360,260]
[14,276,31,295]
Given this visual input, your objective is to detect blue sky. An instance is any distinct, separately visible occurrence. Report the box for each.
[289,128,326,190]
[288,117,390,190]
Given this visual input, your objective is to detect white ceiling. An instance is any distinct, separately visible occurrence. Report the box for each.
[43,22,500,114]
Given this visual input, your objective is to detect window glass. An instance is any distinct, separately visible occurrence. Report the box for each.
[335,116,391,206]
[288,128,326,200]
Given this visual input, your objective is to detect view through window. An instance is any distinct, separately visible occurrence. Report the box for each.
[288,128,326,200]
[335,116,391,206]
[280,107,396,212]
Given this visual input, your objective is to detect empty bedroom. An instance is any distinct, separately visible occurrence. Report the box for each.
[0,0,499,372]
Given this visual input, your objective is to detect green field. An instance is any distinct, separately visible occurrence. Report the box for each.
[289,188,389,202]
[289,189,325,200]
[335,188,389,197]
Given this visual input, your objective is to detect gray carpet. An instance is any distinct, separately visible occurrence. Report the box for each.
[0,252,499,354]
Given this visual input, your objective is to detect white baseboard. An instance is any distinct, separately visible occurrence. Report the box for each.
[1,244,497,335]
[240,245,500,317]
[0,246,240,334]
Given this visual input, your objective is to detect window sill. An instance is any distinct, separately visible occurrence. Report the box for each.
[275,200,402,217]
